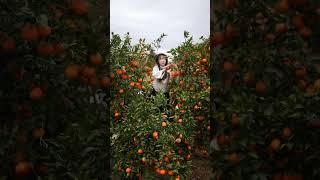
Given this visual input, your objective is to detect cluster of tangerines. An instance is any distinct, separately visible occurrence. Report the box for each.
[119,130,190,179]
[211,0,319,179]
[216,112,293,160]
[0,0,97,178]
[1,21,64,103]
[114,60,146,91]
[64,52,111,89]
[212,0,317,47]
[294,66,320,95]
[1,0,90,55]
[64,0,88,16]
[1,0,95,106]
[171,49,210,127]
[11,124,48,178]
[220,50,320,95]
[214,1,319,96]
[111,60,150,121]
[7,87,49,177]
[111,57,198,178]
[214,113,307,180]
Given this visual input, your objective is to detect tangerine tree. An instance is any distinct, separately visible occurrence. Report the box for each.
[0,0,110,179]
[110,32,210,179]
[211,0,320,179]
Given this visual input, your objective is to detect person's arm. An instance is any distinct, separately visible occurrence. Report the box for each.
[152,66,166,80]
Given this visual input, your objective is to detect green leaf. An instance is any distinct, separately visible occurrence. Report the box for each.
[37,14,48,26]
[81,147,97,157]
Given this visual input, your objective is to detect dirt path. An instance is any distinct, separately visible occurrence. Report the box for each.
[189,147,212,180]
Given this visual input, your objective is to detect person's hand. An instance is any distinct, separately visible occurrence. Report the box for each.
[164,65,171,70]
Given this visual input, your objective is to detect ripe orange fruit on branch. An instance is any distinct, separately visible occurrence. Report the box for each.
[201,58,208,64]
[137,149,143,155]
[53,43,64,55]
[100,76,111,88]
[118,88,124,94]
[217,135,230,147]
[89,77,100,87]
[231,113,240,127]
[125,167,132,174]
[265,33,276,44]
[283,174,304,180]
[131,60,139,67]
[223,61,234,71]
[21,23,39,41]
[32,128,45,139]
[14,151,26,164]
[212,32,225,46]
[282,127,292,140]
[168,170,174,176]
[130,82,135,87]
[109,73,115,80]
[121,75,128,79]
[225,0,236,9]
[299,26,312,38]
[185,154,191,160]
[1,37,16,52]
[195,115,205,122]
[175,138,182,144]
[275,23,288,33]
[82,66,96,78]
[153,131,158,140]
[37,42,54,56]
[159,169,167,175]
[290,0,307,7]
[295,67,306,78]
[227,152,240,163]
[269,138,281,151]
[292,15,305,29]
[163,156,170,162]
[226,23,237,38]
[15,161,32,177]
[255,81,267,94]
[90,52,103,65]
[275,0,290,12]
[37,25,52,38]
[114,112,120,119]
[70,0,88,15]
[65,64,80,80]
[161,121,167,127]
[314,79,320,90]
[30,87,43,100]
[135,83,142,89]
[297,79,307,90]
[141,157,146,163]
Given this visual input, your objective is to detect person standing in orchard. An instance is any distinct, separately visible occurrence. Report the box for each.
[151,53,176,112]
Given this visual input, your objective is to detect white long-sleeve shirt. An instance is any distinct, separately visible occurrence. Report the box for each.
[152,65,170,93]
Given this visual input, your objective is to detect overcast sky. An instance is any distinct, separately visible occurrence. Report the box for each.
[110,0,210,53]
